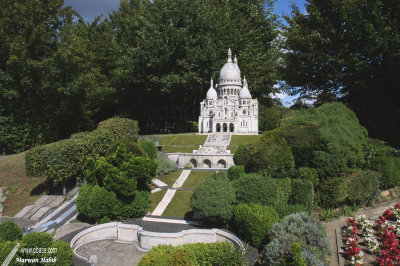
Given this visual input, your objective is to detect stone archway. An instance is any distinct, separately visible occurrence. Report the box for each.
[190,159,197,168]
[229,123,234,132]
[216,123,221,132]
[203,159,211,168]
[217,159,226,168]
[223,123,228,132]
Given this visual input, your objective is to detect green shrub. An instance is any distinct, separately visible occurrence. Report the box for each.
[248,135,294,177]
[261,212,330,265]
[76,184,121,222]
[317,178,348,208]
[105,138,147,158]
[234,203,279,247]
[84,146,157,196]
[97,117,139,140]
[138,242,245,266]
[298,167,319,184]
[373,156,400,189]
[48,240,72,266]
[187,121,198,132]
[277,178,292,205]
[82,128,117,157]
[138,139,158,160]
[346,169,381,206]
[0,220,23,242]
[290,103,368,178]
[228,165,245,181]
[267,124,321,168]
[118,190,149,219]
[21,232,53,248]
[280,242,307,266]
[259,105,281,131]
[233,144,255,168]
[233,174,287,206]
[290,179,314,211]
[156,153,177,175]
[0,240,18,264]
[191,172,236,223]
[69,131,90,139]
[273,203,309,219]
[25,143,56,178]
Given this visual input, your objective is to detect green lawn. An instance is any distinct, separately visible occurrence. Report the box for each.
[158,134,207,146]
[149,189,167,213]
[181,171,212,189]
[229,135,262,146]
[156,170,182,187]
[227,135,262,152]
[162,146,198,153]
[163,191,193,217]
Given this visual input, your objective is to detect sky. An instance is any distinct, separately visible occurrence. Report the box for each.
[64,0,308,106]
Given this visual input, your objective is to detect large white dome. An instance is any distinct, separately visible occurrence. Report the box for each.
[218,49,241,86]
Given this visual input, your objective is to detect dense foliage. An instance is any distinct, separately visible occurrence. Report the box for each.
[0,220,22,242]
[138,242,246,266]
[138,139,158,160]
[261,212,330,265]
[190,172,236,223]
[234,203,279,247]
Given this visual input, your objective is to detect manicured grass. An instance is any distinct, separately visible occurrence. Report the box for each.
[163,191,193,217]
[227,135,262,153]
[156,170,182,187]
[0,153,46,216]
[229,135,262,146]
[158,134,207,146]
[181,171,213,189]
[162,146,198,153]
[149,189,167,213]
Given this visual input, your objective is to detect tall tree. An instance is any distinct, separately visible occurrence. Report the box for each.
[281,0,400,148]
[112,0,280,133]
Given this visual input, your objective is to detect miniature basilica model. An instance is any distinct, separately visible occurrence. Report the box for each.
[198,49,258,135]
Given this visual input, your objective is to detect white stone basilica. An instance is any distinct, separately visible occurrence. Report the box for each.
[198,49,258,134]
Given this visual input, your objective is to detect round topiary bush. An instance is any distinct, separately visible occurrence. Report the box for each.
[227,165,245,181]
[0,220,23,242]
[233,203,279,247]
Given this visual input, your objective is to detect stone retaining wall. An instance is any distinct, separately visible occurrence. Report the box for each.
[70,222,244,261]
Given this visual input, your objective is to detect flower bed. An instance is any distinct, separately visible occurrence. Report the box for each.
[342,203,400,266]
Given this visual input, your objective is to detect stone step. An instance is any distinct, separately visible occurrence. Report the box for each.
[23,206,42,219]
[15,206,35,218]
[34,195,51,205]
[30,206,52,221]
[47,196,64,208]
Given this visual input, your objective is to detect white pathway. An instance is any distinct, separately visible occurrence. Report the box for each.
[151,170,191,216]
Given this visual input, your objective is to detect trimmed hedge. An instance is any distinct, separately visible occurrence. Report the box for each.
[234,203,279,247]
[25,118,139,191]
[290,179,314,211]
[138,242,246,266]
[233,144,255,168]
[97,117,139,140]
[0,220,23,242]
[373,156,400,189]
[233,174,290,206]
[318,177,348,208]
[273,203,309,219]
[298,167,319,184]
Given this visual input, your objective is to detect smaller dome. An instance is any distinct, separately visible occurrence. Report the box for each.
[239,77,252,99]
[206,79,217,100]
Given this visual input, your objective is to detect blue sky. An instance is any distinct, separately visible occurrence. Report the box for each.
[65,0,307,23]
